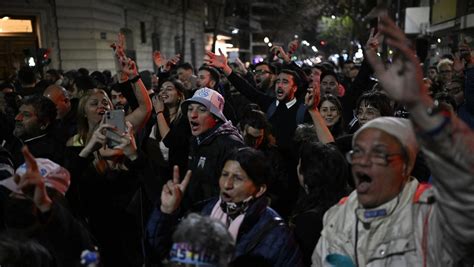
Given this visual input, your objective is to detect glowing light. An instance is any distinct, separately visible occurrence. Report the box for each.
[294,35,299,39]
[437,38,441,43]
[2,16,9,20]
[311,46,318,52]
[28,57,35,67]
[264,37,269,43]
[331,15,336,20]
[231,28,239,34]
[268,42,272,47]
[355,48,364,59]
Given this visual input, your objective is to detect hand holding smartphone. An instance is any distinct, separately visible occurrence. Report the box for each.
[105,110,125,148]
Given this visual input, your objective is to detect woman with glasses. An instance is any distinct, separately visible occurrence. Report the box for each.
[350,90,393,133]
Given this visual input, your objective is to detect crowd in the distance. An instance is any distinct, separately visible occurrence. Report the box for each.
[0,13,473,267]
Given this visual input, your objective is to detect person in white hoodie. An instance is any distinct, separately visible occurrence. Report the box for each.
[312,14,474,267]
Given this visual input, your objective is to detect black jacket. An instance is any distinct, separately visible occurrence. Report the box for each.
[0,186,94,267]
[147,197,304,267]
[185,121,245,209]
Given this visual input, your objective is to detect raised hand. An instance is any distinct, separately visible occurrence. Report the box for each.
[364,15,428,107]
[288,39,299,55]
[16,147,52,212]
[121,57,139,78]
[365,28,382,51]
[305,85,321,112]
[454,41,472,72]
[163,54,181,72]
[160,166,192,214]
[153,51,164,68]
[111,33,126,60]
[205,49,228,70]
[234,57,248,74]
[270,46,291,63]
[79,117,115,158]
[115,121,137,160]
[152,93,165,113]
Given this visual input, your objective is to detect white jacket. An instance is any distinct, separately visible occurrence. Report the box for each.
[312,117,474,266]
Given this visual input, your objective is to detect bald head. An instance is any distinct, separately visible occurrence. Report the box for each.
[44,85,71,119]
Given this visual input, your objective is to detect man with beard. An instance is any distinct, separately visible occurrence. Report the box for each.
[110,84,130,112]
[8,96,64,166]
[253,62,277,97]
[205,49,310,154]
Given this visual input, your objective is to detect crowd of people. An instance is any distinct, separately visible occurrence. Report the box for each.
[0,13,473,267]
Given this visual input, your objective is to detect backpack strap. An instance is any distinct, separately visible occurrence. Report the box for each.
[244,217,285,254]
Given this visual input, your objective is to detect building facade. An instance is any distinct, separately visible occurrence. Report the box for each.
[0,0,207,79]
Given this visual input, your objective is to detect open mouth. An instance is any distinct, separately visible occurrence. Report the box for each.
[355,172,373,194]
[221,192,231,201]
[190,121,199,131]
[276,88,284,98]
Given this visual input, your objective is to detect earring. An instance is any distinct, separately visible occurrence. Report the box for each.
[304,184,310,194]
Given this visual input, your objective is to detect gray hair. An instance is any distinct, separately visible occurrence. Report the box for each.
[172,213,234,267]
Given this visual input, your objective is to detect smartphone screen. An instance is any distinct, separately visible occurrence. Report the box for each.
[105,109,125,148]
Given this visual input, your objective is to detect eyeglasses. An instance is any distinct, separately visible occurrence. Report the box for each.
[345,149,403,166]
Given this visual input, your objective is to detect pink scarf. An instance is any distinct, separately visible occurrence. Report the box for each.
[210,199,245,241]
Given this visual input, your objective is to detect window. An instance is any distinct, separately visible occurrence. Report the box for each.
[140,21,146,44]
[0,18,33,33]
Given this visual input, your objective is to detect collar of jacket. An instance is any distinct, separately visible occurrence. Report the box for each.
[275,97,297,109]
[235,196,270,241]
[196,121,243,146]
[355,178,416,224]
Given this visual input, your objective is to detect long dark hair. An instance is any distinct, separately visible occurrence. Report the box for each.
[293,142,349,215]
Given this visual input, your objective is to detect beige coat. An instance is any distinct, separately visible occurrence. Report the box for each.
[312,117,474,266]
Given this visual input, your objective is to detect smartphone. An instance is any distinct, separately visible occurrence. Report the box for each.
[105,109,125,148]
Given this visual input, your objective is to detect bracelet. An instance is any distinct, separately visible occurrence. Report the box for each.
[156,110,164,115]
[129,75,141,83]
